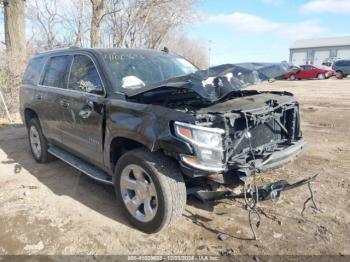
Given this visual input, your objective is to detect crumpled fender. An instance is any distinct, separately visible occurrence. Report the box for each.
[104,99,194,169]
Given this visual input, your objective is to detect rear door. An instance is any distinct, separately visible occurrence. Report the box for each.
[309,65,321,78]
[36,55,72,143]
[59,53,106,165]
[343,60,350,75]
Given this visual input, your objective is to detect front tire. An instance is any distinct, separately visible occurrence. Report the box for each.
[289,74,296,81]
[317,73,325,80]
[336,71,344,79]
[114,148,186,233]
[27,118,52,163]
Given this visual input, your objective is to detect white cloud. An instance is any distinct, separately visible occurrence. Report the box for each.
[207,12,327,39]
[301,0,350,14]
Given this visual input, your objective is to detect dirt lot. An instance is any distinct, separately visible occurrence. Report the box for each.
[0,79,349,256]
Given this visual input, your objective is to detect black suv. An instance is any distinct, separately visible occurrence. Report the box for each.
[20,47,304,233]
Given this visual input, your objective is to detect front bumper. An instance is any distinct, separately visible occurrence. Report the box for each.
[253,139,305,173]
[179,139,305,179]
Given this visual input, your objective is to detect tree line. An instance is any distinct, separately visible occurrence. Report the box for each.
[0,0,208,116]
[3,0,208,64]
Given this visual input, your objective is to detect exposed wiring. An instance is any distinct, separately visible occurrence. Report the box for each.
[243,111,261,240]
[301,181,319,217]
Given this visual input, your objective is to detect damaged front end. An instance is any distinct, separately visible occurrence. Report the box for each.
[126,62,305,189]
[178,91,304,184]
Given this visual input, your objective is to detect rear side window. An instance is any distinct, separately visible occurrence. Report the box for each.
[41,55,71,88]
[22,57,45,85]
[68,55,103,93]
[335,60,350,66]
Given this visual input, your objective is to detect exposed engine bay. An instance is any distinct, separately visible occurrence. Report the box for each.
[126,63,304,182]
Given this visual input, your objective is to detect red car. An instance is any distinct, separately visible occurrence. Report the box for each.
[284,65,336,80]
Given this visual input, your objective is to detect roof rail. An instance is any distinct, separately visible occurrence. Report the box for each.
[35,46,82,55]
[69,46,81,49]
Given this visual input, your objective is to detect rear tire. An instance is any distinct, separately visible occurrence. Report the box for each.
[336,71,344,79]
[27,118,52,163]
[114,148,186,233]
[317,73,325,80]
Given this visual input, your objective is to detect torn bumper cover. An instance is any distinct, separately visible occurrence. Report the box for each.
[195,174,317,202]
[241,139,305,175]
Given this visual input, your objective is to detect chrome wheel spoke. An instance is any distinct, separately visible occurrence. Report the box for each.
[29,126,41,158]
[148,183,157,197]
[143,197,155,219]
[133,168,146,183]
[125,197,141,215]
[120,176,137,190]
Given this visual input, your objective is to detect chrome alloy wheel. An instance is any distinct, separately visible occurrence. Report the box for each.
[120,164,158,222]
[29,125,41,159]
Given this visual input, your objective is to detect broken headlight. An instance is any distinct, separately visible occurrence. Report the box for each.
[174,121,226,172]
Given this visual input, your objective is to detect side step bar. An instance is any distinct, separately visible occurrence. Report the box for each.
[48,145,113,185]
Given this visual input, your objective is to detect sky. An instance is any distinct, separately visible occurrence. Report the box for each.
[188,0,350,65]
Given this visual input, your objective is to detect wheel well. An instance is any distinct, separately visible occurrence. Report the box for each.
[110,137,146,171]
[24,108,38,127]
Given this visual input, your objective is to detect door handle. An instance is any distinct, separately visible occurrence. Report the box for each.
[35,94,42,100]
[59,100,69,108]
[79,104,93,119]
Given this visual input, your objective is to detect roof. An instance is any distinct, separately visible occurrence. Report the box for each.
[34,47,168,58]
[291,36,350,49]
[32,46,172,58]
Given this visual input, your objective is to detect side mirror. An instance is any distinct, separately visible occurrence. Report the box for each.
[122,76,145,90]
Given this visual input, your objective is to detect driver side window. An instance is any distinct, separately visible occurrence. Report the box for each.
[68,55,103,94]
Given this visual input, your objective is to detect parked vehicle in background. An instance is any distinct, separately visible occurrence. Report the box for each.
[321,57,341,70]
[321,61,332,70]
[284,64,335,80]
[332,59,350,79]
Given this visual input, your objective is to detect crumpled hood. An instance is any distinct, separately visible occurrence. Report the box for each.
[195,92,297,115]
[126,62,289,102]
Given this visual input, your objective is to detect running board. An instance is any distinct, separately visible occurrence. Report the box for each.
[48,145,113,185]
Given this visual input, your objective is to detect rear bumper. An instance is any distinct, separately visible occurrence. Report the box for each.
[254,139,305,173]
[325,71,336,77]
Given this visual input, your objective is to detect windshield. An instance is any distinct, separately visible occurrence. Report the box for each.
[100,49,198,92]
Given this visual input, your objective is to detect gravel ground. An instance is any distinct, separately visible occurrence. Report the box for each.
[0,78,349,256]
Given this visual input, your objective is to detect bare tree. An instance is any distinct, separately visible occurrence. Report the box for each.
[3,0,26,61]
[60,0,90,47]
[27,0,61,49]
[1,0,26,116]
[76,0,85,46]
[103,0,197,49]
[90,0,105,47]
[164,32,209,69]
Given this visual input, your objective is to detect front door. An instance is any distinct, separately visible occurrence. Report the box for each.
[298,65,313,79]
[60,54,106,165]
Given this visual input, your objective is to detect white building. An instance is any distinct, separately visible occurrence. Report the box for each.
[289,36,350,67]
